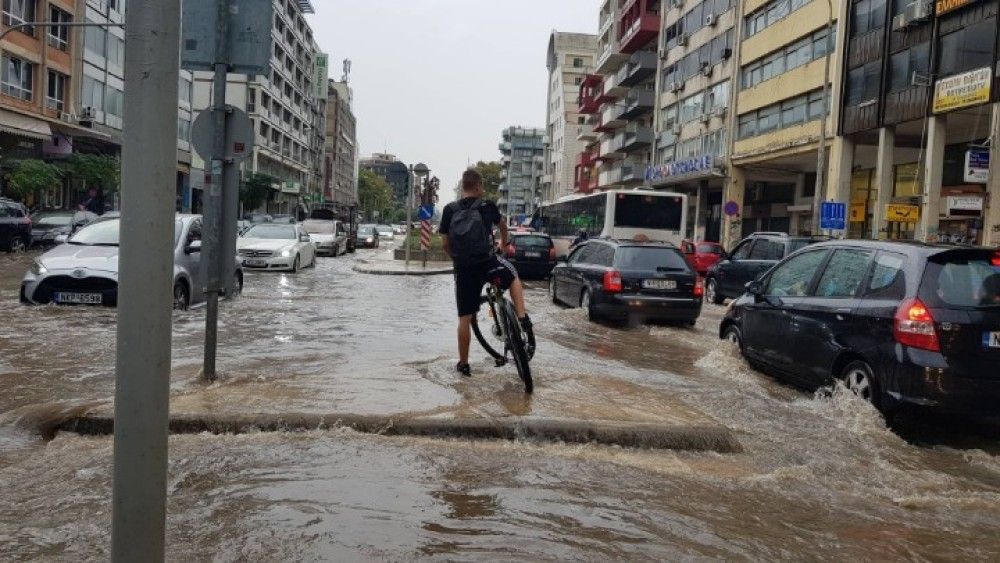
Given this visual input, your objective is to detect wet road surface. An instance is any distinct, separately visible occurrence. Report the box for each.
[2,247,999,559]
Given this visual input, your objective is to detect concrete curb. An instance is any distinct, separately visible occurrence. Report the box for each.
[57,413,742,453]
[352,263,453,276]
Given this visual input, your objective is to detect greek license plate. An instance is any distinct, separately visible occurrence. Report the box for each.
[643,279,677,290]
[524,251,541,258]
[984,332,1000,349]
[244,258,267,267]
[54,292,102,304]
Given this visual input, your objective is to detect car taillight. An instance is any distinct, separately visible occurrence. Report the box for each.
[548,247,556,260]
[894,298,939,352]
[693,276,704,297]
[603,270,622,293]
[992,251,1000,267]
[505,244,515,258]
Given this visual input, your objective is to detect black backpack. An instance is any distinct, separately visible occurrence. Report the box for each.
[449,199,492,265]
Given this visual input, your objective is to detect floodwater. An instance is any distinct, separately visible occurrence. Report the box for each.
[2,246,999,559]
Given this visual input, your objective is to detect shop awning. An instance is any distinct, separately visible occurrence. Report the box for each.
[0,109,52,141]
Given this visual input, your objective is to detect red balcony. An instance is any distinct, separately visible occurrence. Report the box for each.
[574,165,597,193]
[577,147,597,169]
[578,74,605,115]
[619,0,660,54]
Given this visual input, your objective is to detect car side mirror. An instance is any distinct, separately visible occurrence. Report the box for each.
[746,280,763,295]
[185,239,202,254]
[54,234,69,244]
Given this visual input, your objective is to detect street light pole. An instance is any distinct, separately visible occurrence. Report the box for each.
[811,0,834,235]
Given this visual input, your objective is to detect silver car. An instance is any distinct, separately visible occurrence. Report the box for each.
[20,214,243,310]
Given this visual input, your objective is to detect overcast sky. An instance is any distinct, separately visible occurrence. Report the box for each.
[306,1,600,203]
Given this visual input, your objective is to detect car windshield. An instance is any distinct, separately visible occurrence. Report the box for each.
[301,220,334,234]
[243,224,296,240]
[33,213,73,227]
[68,218,120,246]
[615,247,690,271]
[513,235,552,248]
[697,243,722,254]
[920,250,1000,308]
[358,226,375,235]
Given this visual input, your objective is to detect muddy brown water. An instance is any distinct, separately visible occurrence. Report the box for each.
[2,247,999,559]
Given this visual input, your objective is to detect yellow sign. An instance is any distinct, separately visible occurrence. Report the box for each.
[936,0,976,15]
[933,67,991,114]
[850,203,866,222]
[885,203,920,222]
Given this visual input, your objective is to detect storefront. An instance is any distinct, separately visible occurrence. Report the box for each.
[645,154,725,242]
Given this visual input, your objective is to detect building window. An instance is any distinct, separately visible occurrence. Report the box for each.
[2,0,35,35]
[1,55,33,101]
[850,0,887,36]
[893,163,919,197]
[573,57,583,68]
[105,86,123,117]
[678,92,705,124]
[178,118,191,142]
[888,43,929,92]
[744,0,811,38]
[178,75,192,105]
[85,21,107,58]
[937,18,996,77]
[736,89,824,139]
[741,26,836,90]
[82,76,105,111]
[47,6,71,51]
[574,76,582,85]
[661,30,733,89]
[706,80,730,111]
[845,60,880,104]
[108,35,125,68]
[46,70,66,111]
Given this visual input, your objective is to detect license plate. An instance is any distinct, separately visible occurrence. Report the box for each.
[524,251,541,258]
[984,331,1000,349]
[244,258,267,267]
[642,279,677,290]
[54,292,102,304]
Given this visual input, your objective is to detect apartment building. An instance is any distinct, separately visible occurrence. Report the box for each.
[498,126,545,220]
[323,77,358,210]
[577,0,661,193]
[649,0,737,243]
[543,31,596,204]
[723,0,844,246]
[359,153,409,204]
[831,0,1000,246]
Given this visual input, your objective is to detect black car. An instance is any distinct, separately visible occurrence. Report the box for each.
[30,210,98,247]
[720,240,1000,416]
[0,198,32,253]
[504,232,556,278]
[705,232,825,304]
[355,224,380,248]
[550,239,703,325]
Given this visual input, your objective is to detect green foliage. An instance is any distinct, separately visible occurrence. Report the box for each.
[358,168,394,221]
[404,230,444,251]
[241,172,275,213]
[5,159,63,199]
[66,154,120,192]
[472,161,502,202]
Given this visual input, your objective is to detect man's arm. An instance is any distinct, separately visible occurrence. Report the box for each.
[442,235,451,258]
[498,220,509,249]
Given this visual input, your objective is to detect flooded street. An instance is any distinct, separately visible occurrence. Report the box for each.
[2,248,1000,559]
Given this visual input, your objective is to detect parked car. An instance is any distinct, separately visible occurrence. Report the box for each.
[1,197,32,253]
[719,241,1000,416]
[681,240,725,275]
[270,215,296,224]
[20,215,242,309]
[550,239,703,325]
[301,218,349,256]
[237,223,316,272]
[705,232,825,304]
[30,211,98,247]
[376,224,395,241]
[356,224,380,248]
[246,213,272,225]
[504,232,557,279]
[237,220,253,235]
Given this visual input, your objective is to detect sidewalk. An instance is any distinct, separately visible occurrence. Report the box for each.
[352,255,453,276]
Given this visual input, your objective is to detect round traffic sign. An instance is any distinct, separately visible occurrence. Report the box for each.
[724,200,740,217]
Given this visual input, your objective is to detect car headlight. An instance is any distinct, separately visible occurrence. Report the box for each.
[30,260,47,275]
[281,248,292,257]
[366,237,373,242]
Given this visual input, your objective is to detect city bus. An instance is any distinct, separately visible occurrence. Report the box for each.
[537,190,688,257]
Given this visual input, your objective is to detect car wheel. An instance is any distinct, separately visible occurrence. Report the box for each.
[172,281,190,311]
[549,276,559,304]
[706,277,724,305]
[8,236,26,254]
[722,325,743,353]
[580,289,598,322]
[291,255,300,273]
[841,360,880,408]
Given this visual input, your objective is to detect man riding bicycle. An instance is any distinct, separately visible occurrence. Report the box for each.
[439,169,532,377]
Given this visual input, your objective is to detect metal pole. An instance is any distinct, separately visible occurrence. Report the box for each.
[405,166,413,266]
[201,0,231,382]
[811,0,834,235]
[112,0,180,560]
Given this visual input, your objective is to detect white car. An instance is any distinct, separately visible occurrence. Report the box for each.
[376,224,395,241]
[238,223,316,272]
[300,218,348,256]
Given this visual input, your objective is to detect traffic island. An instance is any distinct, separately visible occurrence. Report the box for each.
[352,258,453,276]
[56,412,741,453]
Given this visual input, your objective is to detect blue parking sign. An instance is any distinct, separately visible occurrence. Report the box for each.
[820,201,847,231]
[418,205,434,221]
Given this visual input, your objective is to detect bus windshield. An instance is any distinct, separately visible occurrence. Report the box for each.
[613,193,683,231]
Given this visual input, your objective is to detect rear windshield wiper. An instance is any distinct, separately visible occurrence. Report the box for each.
[656,266,686,272]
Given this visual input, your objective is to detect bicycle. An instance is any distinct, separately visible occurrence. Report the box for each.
[471,277,535,394]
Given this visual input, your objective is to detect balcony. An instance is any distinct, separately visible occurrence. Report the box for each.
[622,125,654,152]
[619,89,655,120]
[499,141,511,152]
[598,165,623,188]
[574,164,598,193]
[603,68,628,100]
[595,40,627,75]
[619,0,660,54]
[621,160,648,184]
[598,132,627,160]
[577,147,598,169]
[594,104,627,133]
[578,74,606,115]
[576,123,597,142]
[619,51,657,87]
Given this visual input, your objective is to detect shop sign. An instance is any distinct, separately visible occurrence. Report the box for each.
[645,154,714,182]
[947,195,983,212]
[314,53,329,99]
[936,0,978,15]
[885,203,921,222]
[964,148,990,183]
[281,181,301,194]
[933,67,991,114]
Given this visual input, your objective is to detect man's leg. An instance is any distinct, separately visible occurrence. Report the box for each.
[508,278,527,319]
[457,314,473,365]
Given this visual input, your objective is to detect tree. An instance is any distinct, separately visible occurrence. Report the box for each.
[358,168,393,221]
[66,154,120,193]
[241,172,275,213]
[472,161,502,202]
[4,159,63,200]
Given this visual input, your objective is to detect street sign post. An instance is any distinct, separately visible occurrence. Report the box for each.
[820,201,847,232]
[418,204,434,221]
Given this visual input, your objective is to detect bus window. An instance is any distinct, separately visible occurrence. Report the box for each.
[613,193,682,231]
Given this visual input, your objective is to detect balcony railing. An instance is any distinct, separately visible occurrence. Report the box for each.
[619,0,660,54]
[620,51,657,87]
[620,89,655,120]
[622,125,654,151]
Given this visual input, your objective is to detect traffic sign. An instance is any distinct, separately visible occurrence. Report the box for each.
[191,105,254,162]
[724,201,740,217]
[181,0,274,74]
[418,204,434,221]
[820,201,847,231]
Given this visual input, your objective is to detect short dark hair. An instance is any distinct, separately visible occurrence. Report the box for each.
[462,169,483,191]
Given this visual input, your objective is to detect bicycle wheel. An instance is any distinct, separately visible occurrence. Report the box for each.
[501,299,533,394]
[472,296,505,362]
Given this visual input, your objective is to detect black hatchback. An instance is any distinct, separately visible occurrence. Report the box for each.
[1,197,32,253]
[550,239,703,325]
[503,232,556,279]
[719,240,1000,416]
[705,232,825,304]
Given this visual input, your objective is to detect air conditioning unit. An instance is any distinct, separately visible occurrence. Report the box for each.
[59,112,75,122]
[904,0,932,23]
[721,47,733,60]
[669,81,684,93]
[713,106,728,118]
[911,70,933,87]
[704,13,717,27]
[678,33,689,47]
[79,106,97,121]
[892,13,908,30]
[701,61,713,77]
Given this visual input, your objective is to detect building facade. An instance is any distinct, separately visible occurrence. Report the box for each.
[323,77,358,210]
[359,152,410,204]
[543,31,596,203]
[498,126,545,220]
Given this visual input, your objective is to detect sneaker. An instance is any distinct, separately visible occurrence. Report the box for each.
[519,314,533,332]
[456,362,471,377]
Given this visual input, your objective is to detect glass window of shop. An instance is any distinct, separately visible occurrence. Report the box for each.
[938,18,996,77]
[848,169,875,238]
[893,163,919,197]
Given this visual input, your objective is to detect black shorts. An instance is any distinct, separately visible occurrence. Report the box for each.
[454,255,518,317]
